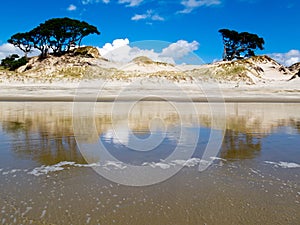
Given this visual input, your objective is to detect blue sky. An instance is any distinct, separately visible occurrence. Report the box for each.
[0,0,299,65]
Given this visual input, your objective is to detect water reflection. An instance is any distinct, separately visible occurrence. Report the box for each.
[1,102,299,225]
[0,102,300,165]
[221,129,262,160]
[289,118,300,133]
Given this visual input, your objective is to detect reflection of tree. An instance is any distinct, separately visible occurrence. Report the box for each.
[2,120,31,134]
[2,102,300,165]
[2,119,86,165]
[13,132,85,165]
[220,129,262,160]
[289,119,300,133]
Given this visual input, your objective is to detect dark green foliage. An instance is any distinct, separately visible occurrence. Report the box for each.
[219,29,265,61]
[1,54,28,71]
[8,32,33,58]
[8,17,100,58]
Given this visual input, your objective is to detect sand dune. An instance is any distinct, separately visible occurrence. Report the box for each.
[0,54,299,101]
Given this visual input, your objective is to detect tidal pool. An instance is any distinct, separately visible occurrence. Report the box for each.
[0,102,299,224]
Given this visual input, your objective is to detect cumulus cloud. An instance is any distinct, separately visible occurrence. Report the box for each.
[269,49,300,66]
[67,4,77,11]
[98,38,169,63]
[118,0,143,7]
[98,38,130,56]
[131,10,165,21]
[179,0,221,14]
[0,43,24,60]
[97,38,200,64]
[161,40,199,59]
[0,43,40,60]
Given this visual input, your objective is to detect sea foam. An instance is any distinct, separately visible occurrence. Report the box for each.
[265,161,300,169]
[26,157,228,176]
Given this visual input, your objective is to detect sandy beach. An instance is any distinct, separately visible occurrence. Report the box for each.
[1,54,299,224]
[0,78,299,102]
[1,2,299,223]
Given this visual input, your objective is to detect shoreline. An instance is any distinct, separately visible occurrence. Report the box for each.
[1,96,300,103]
[1,76,299,103]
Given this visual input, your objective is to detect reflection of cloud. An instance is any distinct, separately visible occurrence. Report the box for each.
[102,123,176,150]
[100,117,198,156]
[104,126,130,145]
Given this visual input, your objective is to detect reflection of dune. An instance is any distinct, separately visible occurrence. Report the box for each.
[0,102,299,164]
[1,102,300,137]
[198,103,300,134]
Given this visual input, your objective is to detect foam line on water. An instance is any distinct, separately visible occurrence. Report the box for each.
[1,157,227,177]
[265,161,300,168]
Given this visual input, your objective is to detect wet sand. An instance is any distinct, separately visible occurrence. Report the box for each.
[1,96,300,102]
[0,102,299,224]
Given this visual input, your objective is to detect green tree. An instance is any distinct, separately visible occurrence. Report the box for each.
[219,29,265,61]
[8,32,33,58]
[1,54,28,71]
[8,17,100,58]
[30,25,50,58]
[42,18,100,55]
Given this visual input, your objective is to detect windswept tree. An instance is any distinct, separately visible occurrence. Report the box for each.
[8,32,33,58]
[41,18,100,55]
[219,29,265,61]
[8,17,100,58]
[30,25,51,58]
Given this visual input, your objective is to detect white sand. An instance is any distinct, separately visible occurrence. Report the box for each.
[0,56,299,102]
[0,78,299,102]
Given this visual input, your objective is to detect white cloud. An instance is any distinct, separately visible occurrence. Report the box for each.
[118,0,143,7]
[81,0,109,5]
[151,14,165,21]
[179,0,221,13]
[161,40,199,59]
[237,0,258,3]
[269,49,300,66]
[98,38,130,56]
[131,10,165,21]
[0,43,40,60]
[98,38,170,63]
[97,39,200,64]
[0,43,24,60]
[67,4,77,11]
[131,14,148,21]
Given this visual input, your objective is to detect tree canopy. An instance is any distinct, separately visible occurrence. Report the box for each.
[219,29,265,61]
[8,17,100,58]
[1,54,28,71]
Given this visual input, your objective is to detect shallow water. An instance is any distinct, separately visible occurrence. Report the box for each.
[0,102,299,224]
